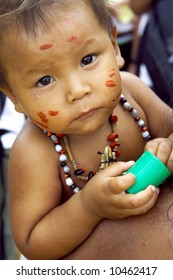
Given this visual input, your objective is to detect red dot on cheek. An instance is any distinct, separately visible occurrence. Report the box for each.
[48,111,59,116]
[109,73,116,78]
[37,112,49,123]
[105,80,116,87]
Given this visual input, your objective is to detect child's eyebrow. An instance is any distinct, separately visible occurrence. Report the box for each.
[39,44,53,50]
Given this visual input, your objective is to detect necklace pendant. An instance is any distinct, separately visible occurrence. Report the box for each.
[98,145,116,171]
[99,153,107,171]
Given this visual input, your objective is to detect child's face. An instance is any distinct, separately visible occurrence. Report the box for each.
[2,4,124,135]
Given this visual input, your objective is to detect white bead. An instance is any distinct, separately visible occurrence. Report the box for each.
[73,187,80,193]
[123,102,130,110]
[55,144,62,153]
[59,154,67,162]
[64,166,70,173]
[66,177,74,187]
[142,131,150,138]
[51,135,58,142]
[138,119,145,127]
[131,109,138,118]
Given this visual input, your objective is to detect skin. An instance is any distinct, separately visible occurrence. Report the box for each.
[62,181,173,260]
[1,3,173,259]
[129,0,155,15]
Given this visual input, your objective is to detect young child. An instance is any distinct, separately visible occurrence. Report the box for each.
[0,0,173,260]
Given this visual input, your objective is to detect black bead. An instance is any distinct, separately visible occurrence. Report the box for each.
[74,169,85,175]
[88,172,95,180]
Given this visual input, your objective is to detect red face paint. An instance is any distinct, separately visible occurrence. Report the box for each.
[37,112,48,123]
[39,44,53,50]
[109,72,116,78]
[106,80,116,87]
[108,68,116,78]
[66,35,78,43]
[32,118,49,129]
[48,110,59,116]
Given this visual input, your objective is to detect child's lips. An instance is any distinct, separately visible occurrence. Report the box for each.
[75,108,99,121]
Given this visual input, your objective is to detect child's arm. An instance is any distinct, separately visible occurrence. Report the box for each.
[9,125,158,260]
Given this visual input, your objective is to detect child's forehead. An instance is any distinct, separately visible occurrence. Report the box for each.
[5,4,98,43]
[0,4,107,70]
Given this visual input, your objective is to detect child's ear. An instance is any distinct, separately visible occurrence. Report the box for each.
[1,88,24,113]
[111,26,125,69]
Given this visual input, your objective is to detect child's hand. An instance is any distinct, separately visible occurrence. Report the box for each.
[79,161,159,221]
[144,136,173,174]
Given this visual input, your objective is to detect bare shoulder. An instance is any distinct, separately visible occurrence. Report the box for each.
[120,71,157,100]
[9,119,57,178]
[120,71,173,137]
[11,118,49,153]
[9,118,60,188]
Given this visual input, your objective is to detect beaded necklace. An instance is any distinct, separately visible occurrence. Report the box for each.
[44,94,151,193]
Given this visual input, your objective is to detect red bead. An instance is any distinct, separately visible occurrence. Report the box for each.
[107,133,118,141]
[116,150,121,157]
[56,134,64,139]
[60,150,66,154]
[135,116,140,122]
[109,114,118,124]
[110,141,117,148]
[128,107,133,112]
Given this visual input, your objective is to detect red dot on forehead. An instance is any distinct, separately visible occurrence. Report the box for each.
[66,35,78,43]
[39,44,53,50]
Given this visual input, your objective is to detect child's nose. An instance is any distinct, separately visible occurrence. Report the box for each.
[66,73,91,103]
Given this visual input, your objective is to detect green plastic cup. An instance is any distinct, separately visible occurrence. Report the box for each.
[126,151,171,194]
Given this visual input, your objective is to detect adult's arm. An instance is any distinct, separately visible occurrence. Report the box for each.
[129,0,155,15]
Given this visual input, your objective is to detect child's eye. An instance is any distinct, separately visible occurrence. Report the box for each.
[81,55,96,67]
[37,76,55,87]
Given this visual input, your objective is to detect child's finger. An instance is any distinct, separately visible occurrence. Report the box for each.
[110,185,159,210]
[127,186,159,216]
[145,138,172,165]
[109,172,136,194]
[101,160,135,178]
[166,149,173,173]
